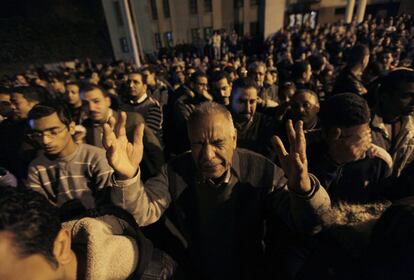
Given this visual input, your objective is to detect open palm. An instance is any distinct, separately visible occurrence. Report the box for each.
[102,112,144,180]
[272,120,312,194]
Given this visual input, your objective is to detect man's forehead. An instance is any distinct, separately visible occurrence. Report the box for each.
[129,73,143,81]
[84,89,105,99]
[236,87,257,98]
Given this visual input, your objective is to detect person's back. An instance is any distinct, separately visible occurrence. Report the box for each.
[307,93,392,203]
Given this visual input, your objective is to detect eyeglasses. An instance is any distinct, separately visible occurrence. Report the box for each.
[28,126,67,140]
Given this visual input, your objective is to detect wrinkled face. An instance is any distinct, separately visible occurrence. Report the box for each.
[15,75,28,86]
[189,113,237,179]
[212,78,231,106]
[250,65,266,87]
[64,84,82,106]
[10,93,37,119]
[194,76,209,96]
[0,233,60,280]
[128,73,147,100]
[29,112,73,157]
[380,82,414,123]
[83,89,111,123]
[291,92,320,129]
[231,87,257,122]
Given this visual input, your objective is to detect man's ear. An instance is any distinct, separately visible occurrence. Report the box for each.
[324,127,341,140]
[232,128,237,150]
[68,121,76,135]
[53,228,73,265]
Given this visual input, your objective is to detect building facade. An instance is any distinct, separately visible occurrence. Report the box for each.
[102,0,412,62]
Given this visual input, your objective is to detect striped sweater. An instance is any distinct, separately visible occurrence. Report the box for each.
[120,95,163,142]
[26,143,134,209]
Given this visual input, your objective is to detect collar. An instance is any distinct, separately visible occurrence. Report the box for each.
[371,114,391,140]
[129,93,148,105]
[196,149,241,188]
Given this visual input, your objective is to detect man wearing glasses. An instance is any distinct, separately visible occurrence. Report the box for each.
[26,102,140,209]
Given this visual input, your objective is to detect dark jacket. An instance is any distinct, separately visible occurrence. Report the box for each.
[307,141,391,203]
[332,68,367,96]
[120,148,331,280]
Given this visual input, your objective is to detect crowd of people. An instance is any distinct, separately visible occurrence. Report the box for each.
[1,13,414,279]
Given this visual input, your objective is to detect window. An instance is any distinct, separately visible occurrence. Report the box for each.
[113,1,124,27]
[163,0,170,18]
[164,31,174,47]
[204,0,212,13]
[335,7,346,15]
[250,22,258,37]
[150,0,158,20]
[234,0,243,8]
[189,0,198,14]
[234,23,244,36]
[204,27,213,40]
[155,33,162,49]
[191,28,202,43]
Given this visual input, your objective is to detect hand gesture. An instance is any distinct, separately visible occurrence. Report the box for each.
[272,120,311,194]
[102,111,144,180]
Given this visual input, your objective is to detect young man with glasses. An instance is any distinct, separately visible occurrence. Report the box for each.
[26,103,140,209]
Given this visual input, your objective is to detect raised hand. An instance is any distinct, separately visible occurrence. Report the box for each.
[102,111,144,180]
[272,120,311,194]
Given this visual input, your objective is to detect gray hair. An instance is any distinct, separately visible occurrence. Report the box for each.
[248,61,266,72]
[187,101,234,129]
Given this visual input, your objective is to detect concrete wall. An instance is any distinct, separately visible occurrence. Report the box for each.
[263,0,286,39]
[101,0,133,61]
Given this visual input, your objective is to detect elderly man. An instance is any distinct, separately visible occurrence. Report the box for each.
[102,102,331,279]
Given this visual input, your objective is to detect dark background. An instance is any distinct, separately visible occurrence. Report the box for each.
[0,0,113,75]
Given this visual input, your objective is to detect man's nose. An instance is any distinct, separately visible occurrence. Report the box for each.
[201,144,215,161]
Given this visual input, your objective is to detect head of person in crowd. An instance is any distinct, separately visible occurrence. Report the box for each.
[291,61,312,85]
[230,77,258,123]
[210,71,232,106]
[85,69,100,85]
[171,65,186,86]
[126,72,148,102]
[247,61,266,87]
[187,102,237,180]
[48,72,66,95]
[346,44,370,74]
[309,54,327,75]
[237,66,248,78]
[10,86,45,119]
[64,82,82,108]
[278,81,296,104]
[188,71,210,99]
[13,73,29,87]
[374,68,414,124]
[223,66,238,83]
[264,67,278,87]
[27,103,77,159]
[142,66,158,89]
[290,89,320,130]
[378,49,394,71]
[0,86,13,121]
[0,186,77,280]
[319,93,372,164]
[81,84,112,124]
